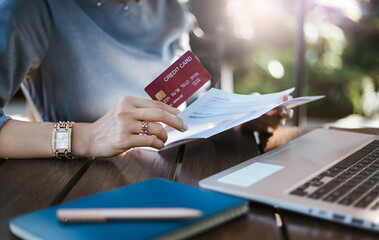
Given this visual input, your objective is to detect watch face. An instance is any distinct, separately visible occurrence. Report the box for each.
[54,131,69,149]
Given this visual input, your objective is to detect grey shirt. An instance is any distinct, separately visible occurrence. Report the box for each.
[0,0,190,128]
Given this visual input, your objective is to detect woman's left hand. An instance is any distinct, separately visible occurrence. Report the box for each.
[240,95,294,133]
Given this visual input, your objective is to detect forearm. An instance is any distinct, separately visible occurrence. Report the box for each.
[0,120,90,159]
[0,96,187,159]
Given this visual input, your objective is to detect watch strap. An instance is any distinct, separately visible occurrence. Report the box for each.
[52,121,75,159]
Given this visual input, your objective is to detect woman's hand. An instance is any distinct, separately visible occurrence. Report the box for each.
[240,95,294,134]
[73,96,187,158]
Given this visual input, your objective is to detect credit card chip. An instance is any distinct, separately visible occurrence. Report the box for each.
[155,90,166,101]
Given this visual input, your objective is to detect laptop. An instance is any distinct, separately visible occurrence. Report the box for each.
[199,128,379,232]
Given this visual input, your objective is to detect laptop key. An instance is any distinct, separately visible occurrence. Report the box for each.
[310,180,324,187]
[334,173,352,182]
[323,185,352,202]
[308,180,340,199]
[334,150,370,169]
[289,140,379,207]
[320,169,340,177]
[329,166,345,173]
[354,191,379,208]
[339,191,362,206]
[339,182,376,206]
[290,189,308,197]
[346,176,366,187]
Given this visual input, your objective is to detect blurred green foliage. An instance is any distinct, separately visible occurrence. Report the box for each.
[227,0,379,119]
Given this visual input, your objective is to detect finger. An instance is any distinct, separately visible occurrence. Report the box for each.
[288,109,294,119]
[278,108,293,119]
[132,121,168,142]
[127,134,165,149]
[128,97,181,116]
[242,120,274,133]
[281,95,293,102]
[255,114,282,128]
[134,108,186,132]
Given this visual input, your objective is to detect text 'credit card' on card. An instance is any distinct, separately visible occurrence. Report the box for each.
[144,51,211,107]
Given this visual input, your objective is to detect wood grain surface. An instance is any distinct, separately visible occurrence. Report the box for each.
[1,126,378,240]
[179,128,283,240]
[178,128,261,186]
[63,146,181,203]
[0,158,90,239]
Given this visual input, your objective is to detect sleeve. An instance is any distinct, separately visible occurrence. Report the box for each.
[0,0,52,129]
[0,110,11,129]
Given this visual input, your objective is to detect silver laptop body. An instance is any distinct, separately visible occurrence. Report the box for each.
[199,128,379,232]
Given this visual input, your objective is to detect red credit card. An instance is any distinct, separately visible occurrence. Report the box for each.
[145,51,211,107]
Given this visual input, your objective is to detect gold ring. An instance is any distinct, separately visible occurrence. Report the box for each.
[140,121,148,135]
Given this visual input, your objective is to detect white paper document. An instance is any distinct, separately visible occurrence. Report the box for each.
[163,88,324,148]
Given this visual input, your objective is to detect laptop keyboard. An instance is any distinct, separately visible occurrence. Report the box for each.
[290,140,379,210]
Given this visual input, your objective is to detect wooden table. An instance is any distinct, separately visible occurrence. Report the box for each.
[1,127,378,240]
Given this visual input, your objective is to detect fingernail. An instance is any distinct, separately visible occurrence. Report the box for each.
[280,108,288,116]
[182,122,188,131]
[267,127,274,133]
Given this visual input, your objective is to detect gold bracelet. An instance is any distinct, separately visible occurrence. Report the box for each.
[52,121,75,159]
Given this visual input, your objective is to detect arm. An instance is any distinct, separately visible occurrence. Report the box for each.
[0,1,188,159]
[0,0,52,108]
[0,96,187,159]
[0,0,54,159]
[0,120,55,159]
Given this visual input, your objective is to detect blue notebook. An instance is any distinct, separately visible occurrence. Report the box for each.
[9,178,248,240]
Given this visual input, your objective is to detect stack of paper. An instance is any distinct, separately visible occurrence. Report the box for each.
[165,88,324,146]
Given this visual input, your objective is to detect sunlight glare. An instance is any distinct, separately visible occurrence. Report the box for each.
[268,60,284,79]
[314,0,362,22]
[304,23,319,43]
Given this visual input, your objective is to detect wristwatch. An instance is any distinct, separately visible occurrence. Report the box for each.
[52,121,74,159]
